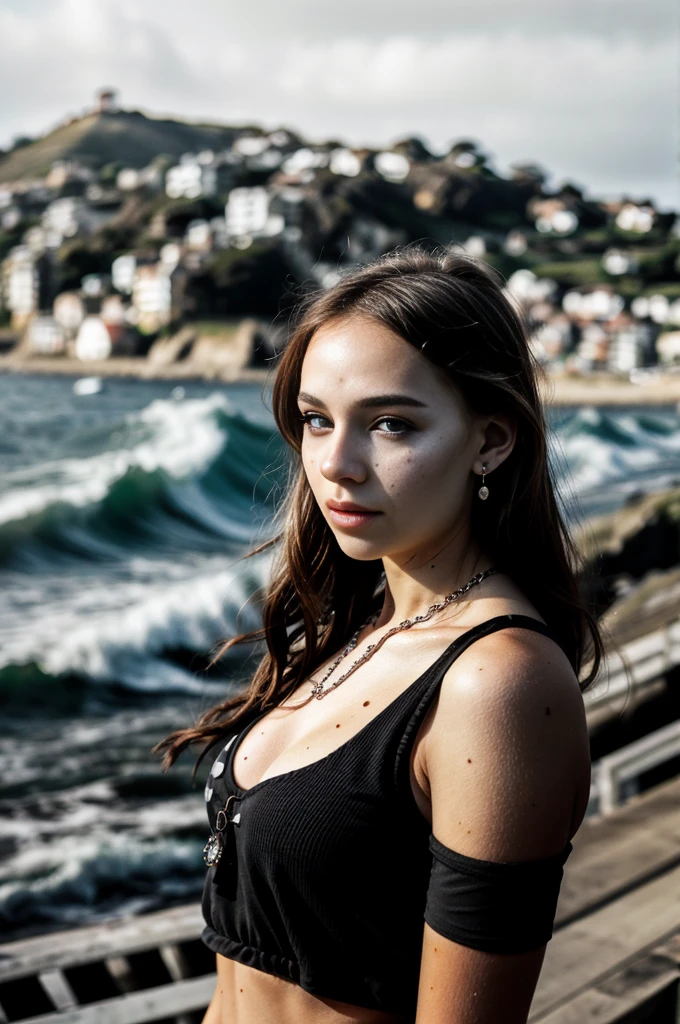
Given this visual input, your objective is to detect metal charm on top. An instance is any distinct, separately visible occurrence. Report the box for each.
[203,793,242,867]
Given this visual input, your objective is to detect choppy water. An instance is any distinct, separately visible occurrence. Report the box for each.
[2,373,679,941]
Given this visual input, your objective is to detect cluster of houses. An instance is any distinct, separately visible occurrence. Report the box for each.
[507,269,680,375]
[0,96,678,373]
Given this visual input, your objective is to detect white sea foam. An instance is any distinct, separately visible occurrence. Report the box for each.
[0,824,206,926]
[0,549,272,690]
[551,407,680,499]
[0,392,234,527]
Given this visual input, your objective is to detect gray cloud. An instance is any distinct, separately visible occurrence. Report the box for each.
[132,0,677,43]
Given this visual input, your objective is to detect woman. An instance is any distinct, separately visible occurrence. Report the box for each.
[153,245,601,1024]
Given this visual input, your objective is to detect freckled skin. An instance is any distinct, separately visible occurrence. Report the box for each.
[297,316,510,590]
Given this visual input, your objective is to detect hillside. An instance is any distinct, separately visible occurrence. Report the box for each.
[0,109,244,183]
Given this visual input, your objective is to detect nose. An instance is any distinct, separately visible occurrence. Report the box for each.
[319,426,368,484]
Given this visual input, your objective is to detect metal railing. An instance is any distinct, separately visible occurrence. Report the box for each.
[590,718,680,815]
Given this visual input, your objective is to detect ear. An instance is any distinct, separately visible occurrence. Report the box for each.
[473,414,516,475]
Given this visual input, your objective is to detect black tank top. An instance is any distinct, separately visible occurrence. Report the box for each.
[200,614,565,1016]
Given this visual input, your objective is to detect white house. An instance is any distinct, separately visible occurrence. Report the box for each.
[41,198,92,242]
[602,249,638,276]
[657,331,680,364]
[101,295,127,326]
[616,204,655,233]
[27,315,66,355]
[75,316,112,360]
[117,168,142,192]
[226,187,269,236]
[185,219,213,251]
[3,246,38,327]
[112,254,137,295]
[608,326,643,374]
[281,148,329,175]
[329,149,362,177]
[225,187,284,242]
[131,263,179,333]
[374,152,410,183]
[53,291,85,335]
[166,157,217,200]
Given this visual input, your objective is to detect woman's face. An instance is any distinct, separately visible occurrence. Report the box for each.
[297,315,494,566]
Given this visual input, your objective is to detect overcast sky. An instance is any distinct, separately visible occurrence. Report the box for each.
[0,0,677,210]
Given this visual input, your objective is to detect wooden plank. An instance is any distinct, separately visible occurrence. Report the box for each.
[13,974,216,1024]
[0,904,205,982]
[533,933,680,1023]
[37,970,78,1011]
[530,863,680,1019]
[555,775,680,926]
[533,976,678,1024]
[159,944,192,982]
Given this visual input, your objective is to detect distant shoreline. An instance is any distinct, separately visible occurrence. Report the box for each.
[3,354,680,406]
[0,354,274,386]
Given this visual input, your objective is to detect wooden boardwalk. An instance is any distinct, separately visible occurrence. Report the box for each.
[0,776,678,1023]
[530,774,680,1022]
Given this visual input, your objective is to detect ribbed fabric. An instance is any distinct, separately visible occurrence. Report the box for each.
[425,833,572,954]
[200,614,568,1015]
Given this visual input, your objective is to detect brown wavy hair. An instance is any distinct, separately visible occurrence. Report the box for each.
[152,243,604,777]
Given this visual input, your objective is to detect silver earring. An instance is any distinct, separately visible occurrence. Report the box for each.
[478,463,489,501]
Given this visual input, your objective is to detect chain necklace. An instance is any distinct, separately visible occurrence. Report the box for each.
[309,566,499,699]
[202,565,498,869]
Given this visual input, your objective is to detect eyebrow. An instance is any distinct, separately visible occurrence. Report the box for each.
[297,391,428,410]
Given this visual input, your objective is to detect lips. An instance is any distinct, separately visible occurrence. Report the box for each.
[325,501,382,528]
[326,501,379,513]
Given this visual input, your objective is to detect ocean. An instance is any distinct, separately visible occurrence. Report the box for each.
[2,373,680,942]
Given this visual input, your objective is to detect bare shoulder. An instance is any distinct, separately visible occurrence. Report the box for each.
[424,621,591,861]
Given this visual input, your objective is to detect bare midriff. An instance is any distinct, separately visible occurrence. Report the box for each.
[210,953,414,1024]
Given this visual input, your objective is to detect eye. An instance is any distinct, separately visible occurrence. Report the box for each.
[300,412,331,431]
[375,417,412,436]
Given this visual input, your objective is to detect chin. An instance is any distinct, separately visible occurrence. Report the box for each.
[330,534,388,562]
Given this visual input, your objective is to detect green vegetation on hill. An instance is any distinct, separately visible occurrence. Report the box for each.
[0,110,240,183]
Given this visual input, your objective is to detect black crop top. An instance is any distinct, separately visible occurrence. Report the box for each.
[200,614,573,1016]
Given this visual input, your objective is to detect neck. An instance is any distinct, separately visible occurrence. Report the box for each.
[375,532,493,629]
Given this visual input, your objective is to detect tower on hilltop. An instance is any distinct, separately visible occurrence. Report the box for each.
[97,88,119,114]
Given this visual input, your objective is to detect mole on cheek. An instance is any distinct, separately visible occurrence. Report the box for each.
[363,700,370,706]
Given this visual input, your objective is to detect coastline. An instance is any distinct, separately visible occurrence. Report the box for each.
[3,352,680,405]
[0,353,275,386]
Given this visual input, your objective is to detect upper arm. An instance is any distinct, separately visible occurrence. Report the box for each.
[415,628,590,1024]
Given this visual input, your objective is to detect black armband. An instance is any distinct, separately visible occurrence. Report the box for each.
[424,832,573,954]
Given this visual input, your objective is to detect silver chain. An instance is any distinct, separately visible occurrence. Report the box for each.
[309,566,499,699]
